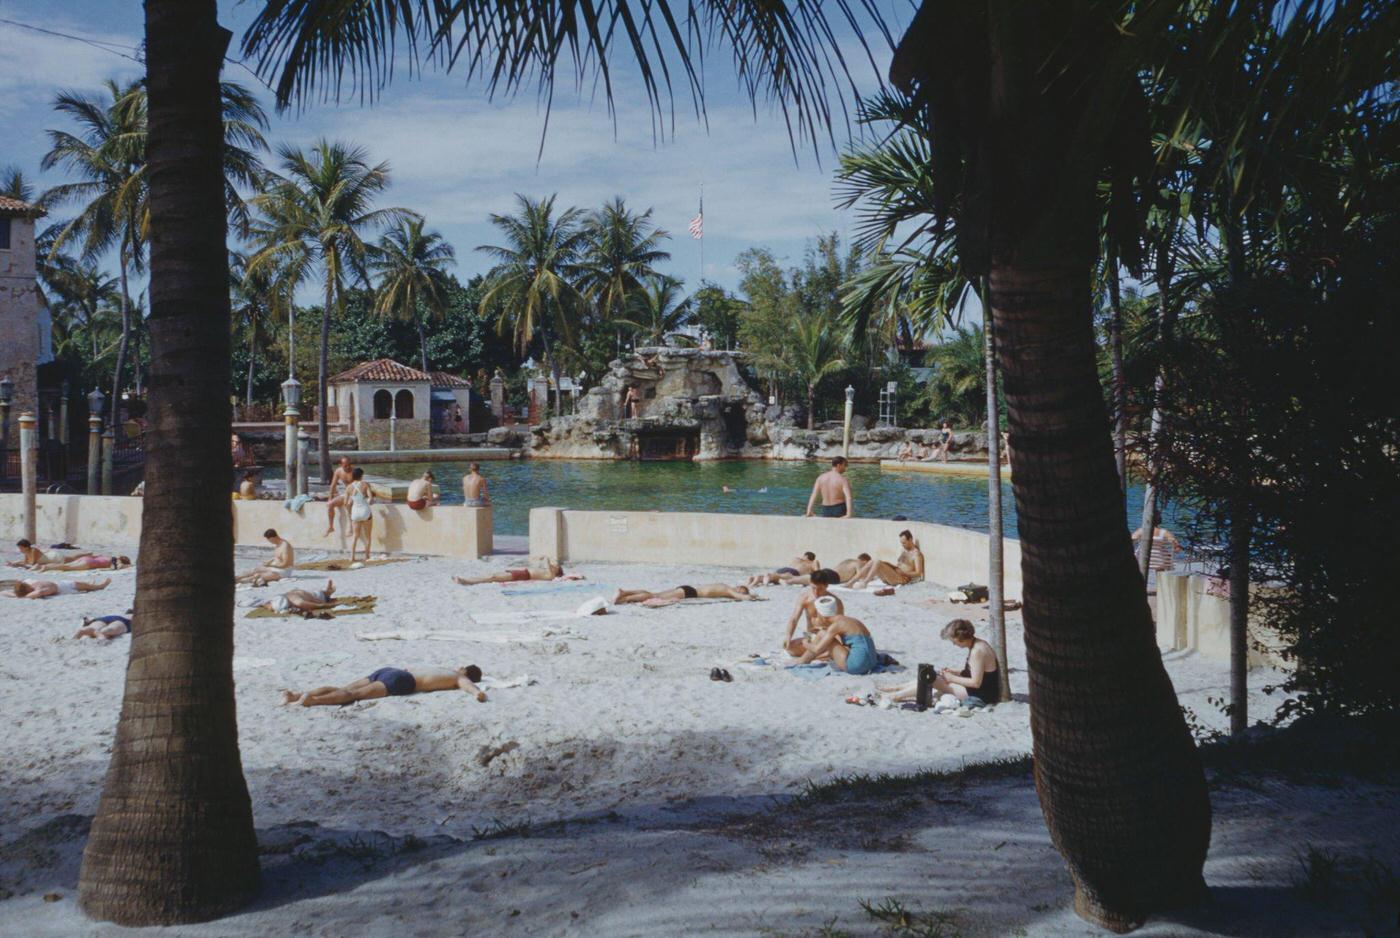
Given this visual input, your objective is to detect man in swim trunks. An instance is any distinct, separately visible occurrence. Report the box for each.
[75,614,132,640]
[612,583,760,606]
[461,463,490,507]
[849,530,925,589]
[792,597,879,675]
[4,577,112,599]
[778,554,871,587]
[26,552,128,572]
[281,664,486,706]
[745,551,819,587]
[324,456,355,536]
[255,579,338,616]
[804,456,854,519]
[407,471,438,511]
[783,568,846,657]
[452,559,564,586]
[236,529,295,585]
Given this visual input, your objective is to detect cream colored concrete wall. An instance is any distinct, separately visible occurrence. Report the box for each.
[1,494,493,560]
[530,508,1023,595]
[1154,572,1288,669]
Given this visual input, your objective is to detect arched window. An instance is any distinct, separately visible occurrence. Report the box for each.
[372,389,392,419]
[394,389,415,419]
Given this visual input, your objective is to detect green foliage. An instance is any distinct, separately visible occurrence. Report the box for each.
[917,325,988,429]
[691,281,745,349]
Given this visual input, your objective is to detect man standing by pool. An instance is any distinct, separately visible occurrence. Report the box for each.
[804,456,854,518]
[462,463,490,507]
[324,455,355,537]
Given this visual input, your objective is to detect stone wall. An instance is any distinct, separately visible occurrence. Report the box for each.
[0,215,41,418]
[357,418,430,451]
[1155,572,1290,669]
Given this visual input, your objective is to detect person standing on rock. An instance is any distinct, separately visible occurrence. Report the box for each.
[805,456,854,519]
[936,421,954,462]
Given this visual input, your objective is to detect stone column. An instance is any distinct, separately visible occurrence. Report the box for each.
[19,412,37,543]
[283,378,301,499]
[489,369,505,422]
[87,415,101,493]
[0,399,10,487]
[389,413,397,452]
[297,430,310,497]
[101,428,114,495]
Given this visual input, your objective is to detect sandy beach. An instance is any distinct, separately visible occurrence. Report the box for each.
[2,545,1392,936]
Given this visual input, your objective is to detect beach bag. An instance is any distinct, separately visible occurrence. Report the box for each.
[957,583,989,603]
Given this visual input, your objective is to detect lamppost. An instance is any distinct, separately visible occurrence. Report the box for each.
[19,411,36,541]
[0,376,12,485]
[86,389,105,495]
[842,385,855,458]
[282,376,301,498]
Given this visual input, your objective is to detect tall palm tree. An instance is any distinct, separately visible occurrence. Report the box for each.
[615,274,692,347]
[577,198,670,344]
[477,194,588,416]
[782,309,848,430]
[41,251,120,363]
[230,250,287,409]
[369,217,456,373]
[78,0,259,924]
[1,165,35,201]
[920,324,986,426]
[42,79,146,428]
[249,140,413,480]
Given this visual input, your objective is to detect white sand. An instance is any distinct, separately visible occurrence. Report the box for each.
[5,546,1389,936]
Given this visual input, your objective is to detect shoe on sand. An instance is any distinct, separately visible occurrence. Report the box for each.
[709,668,723,682]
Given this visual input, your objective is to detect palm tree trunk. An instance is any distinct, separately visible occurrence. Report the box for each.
[1228,500,1251,736]
[990,264,1209,931]
[1107,269,1127,493]
[245,325,257,410]
[418,315,430,374]
[318,279,332,483]
[982,295,1010,701]
[111,255,131,427]
[78,0,259,924]
[806,384,816,430]
[1134,269,1180,582]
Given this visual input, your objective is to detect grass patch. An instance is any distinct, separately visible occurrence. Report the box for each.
[859,897,962,937]
[792,756,1033,808]
[471,818,534,841]
[1294,845,1343,904]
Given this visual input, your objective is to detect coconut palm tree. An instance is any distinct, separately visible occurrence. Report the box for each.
[577,198,670,343]
[478,194,588,416]
[920,324,986,426]
[782,309,848,430]
[615,274,692,347]
[369,217,456,373]
[248,140,413,480]
[77,0,260,925]
[1,165,35,202]
[41,251,120,363]
[230,250,288,410]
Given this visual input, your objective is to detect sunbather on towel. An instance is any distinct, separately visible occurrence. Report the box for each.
[745,551,820,587]
[792,597,879,675]
[849,530,924,589]
[255,579,338,616]
[779,554,870,587]
[613,583,759,606]
[281,665,486,706]
[75,614,132,639]
[4,577,112,599]
[453,559,564,586]
[783,569,845,657]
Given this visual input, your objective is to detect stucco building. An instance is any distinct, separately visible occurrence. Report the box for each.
[328,358,472,450]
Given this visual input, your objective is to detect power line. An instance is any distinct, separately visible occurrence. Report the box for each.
[0,15,143,64]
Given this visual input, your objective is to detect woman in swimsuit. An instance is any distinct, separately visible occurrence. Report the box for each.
[879,618,1002,703]
[347,468,375,563]
[936,421,953,462]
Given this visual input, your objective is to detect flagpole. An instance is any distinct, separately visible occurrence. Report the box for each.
[698,183,704,284]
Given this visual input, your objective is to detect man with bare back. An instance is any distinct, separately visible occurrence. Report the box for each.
[850,530,925,589]
[612,583,761,606]
[783,568,846,657]
[453,558,564,586]
[462,463,490,507]
[281,665,486,706]
[324,456,356,536]
[804,456,854,518]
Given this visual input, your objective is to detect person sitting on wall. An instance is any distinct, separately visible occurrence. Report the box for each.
[281,665,486,707]
[783,568,845,657]
[462,463,490,507]
[453,558,567,586]
[896,441,914,460]
[407,471,439,511]
[236,529,295,586]
[231,433,255,468]
[878,618,1001,704]
[848,530,925,589]
[612,583,762,607]
[790,598,880,675]
[745,551,820,587]
[234,471,258,500]
[4,578,112,599]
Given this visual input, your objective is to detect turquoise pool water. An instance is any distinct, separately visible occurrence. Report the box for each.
[321,459,1172,538]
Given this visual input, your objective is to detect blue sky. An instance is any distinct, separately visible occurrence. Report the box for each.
[2,0,922,298]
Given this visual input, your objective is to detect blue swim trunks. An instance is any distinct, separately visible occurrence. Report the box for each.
[841,633,878,675]
[368,667,416,696]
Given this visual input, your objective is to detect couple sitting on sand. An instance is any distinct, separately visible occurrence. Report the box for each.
[748,530,925,591]
[782,572,881,674]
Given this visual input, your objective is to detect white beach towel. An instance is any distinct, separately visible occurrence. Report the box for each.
[354,628,580,644]
[832,583,901,594]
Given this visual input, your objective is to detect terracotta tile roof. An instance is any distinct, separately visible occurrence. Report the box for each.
[329,358,432,384]
[0,195,44,217]
[429,371,472,388]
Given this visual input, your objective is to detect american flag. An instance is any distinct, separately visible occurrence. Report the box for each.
[688,193,703,239]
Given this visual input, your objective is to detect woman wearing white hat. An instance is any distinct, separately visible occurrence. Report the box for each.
[792,596,879,675]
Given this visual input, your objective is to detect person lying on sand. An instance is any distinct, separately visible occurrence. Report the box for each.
[745,551,820,587]
[236,529,295,586]
[254,579,338,616]
[4,578,112,599]
[75,614,132,640]
[453,560,566,586]
[791,597,880,675]
[849,530,924,590]
[779,554,870,587]
[612,583,761,606]
[281,665,486,706]
[878,618,1001,704]
[783,569,845,657]
[27,552,129,573]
